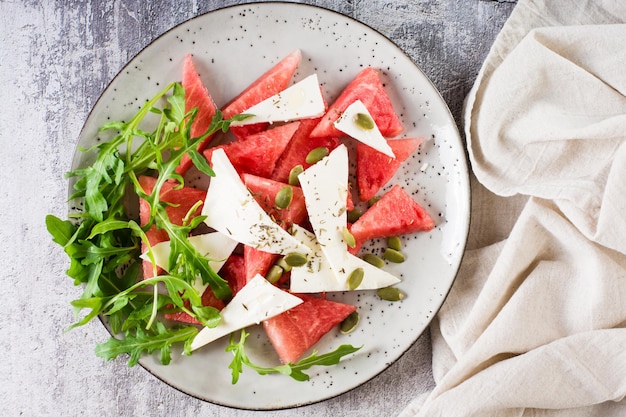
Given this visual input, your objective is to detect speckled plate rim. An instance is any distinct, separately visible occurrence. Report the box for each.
[72,1,471,411]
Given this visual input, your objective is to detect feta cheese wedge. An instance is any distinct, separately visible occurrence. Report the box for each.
[334,99,395,158]
[140,232,238,294]
[230,74,325,126]
[297,144,350,255]
[297,144,400,291]
[297,145,350,285]
[202,148,310,255]
[190,274,303,351]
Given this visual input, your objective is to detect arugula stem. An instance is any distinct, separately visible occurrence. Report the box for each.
[227,330,362,383]
[146,284,160,329]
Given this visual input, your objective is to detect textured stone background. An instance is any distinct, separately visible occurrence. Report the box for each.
[0,1,515,416]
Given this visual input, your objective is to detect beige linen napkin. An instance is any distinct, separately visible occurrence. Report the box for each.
[400,1,626,416]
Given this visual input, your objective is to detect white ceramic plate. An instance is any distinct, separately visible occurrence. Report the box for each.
[73,2,470,410]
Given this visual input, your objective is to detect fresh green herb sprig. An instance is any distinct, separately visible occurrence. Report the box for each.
[47,79,362,383]
[227,330,362,384]
[95,321,199,367]
[47,82,248,365]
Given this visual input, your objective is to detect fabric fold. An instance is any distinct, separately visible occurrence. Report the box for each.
[400,1,626,416]
[469,23,626,252]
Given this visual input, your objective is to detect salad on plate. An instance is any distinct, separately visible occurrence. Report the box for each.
[46,48,435,384]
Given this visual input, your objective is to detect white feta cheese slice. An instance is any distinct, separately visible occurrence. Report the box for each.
[333,99,395,158]
[140,232,238,294]
[297,144,400,291]
[289,225,341,293]
[289,225,400,292]
[230,74,325,126]
[297,144,350,276]
[202,148,310,255]
[190,274,303,351]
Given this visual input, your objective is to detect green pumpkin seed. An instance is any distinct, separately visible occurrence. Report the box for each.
[387,236,402,251]
[376,286,405,302]
[339,311,360,334]
[354,112,375,130]
[288,164,304,186]
[275,185,293,209]
[305,146,329,164]
[284,252,308,267]
[347,208,362,223]
[383,248,405,263]
[362,253,385,268]
[346,267,364,290]
[275,257,292,272]
[266,265,284,284]
[367,196,381,207]
[342,226,356,248]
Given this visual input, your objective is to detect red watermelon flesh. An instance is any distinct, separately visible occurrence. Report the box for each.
[349,184,435,254]
[243,245,280,284]
[220,253,246,296]
[271,117,341,183]
[164,310,198,325]
[230,124,267,142]
[310,67,404,139]
[138,176,206,279]
[242,173,308,228]
[203,121,300,178]
[176,54,219,176]
[357,137,424,201]
[222,49,302,141]
[346,186,355,212]
[262,294,357,364]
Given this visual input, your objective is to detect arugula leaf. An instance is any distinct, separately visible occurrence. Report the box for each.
[45,215,76,246]
[87,219,135,239]
[226,330,362,384]
[95,322,199,367]
[68,275,221,331]
[187,147,214,177]
[120,292,168,332]
[164,83,186,124]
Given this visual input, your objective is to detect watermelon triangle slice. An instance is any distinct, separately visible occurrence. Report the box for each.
[262,294,357,364]
[203,121,300,178]
[310,67,404,139]
[349,184,435,253]
[356,137,424,201]
[138,176,205,279]
[222,49,302,141]
[176,54,219,175]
